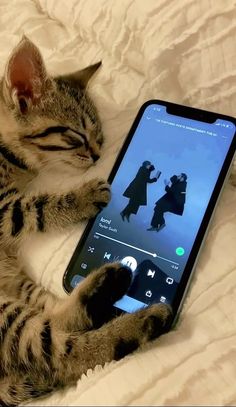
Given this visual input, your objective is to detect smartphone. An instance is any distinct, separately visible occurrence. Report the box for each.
[63,100,236,326]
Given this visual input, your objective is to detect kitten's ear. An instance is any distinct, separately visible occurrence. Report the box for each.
[4,36,48,114]
[58,61,102,89]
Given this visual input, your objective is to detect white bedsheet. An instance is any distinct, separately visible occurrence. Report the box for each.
[0,0,236,405]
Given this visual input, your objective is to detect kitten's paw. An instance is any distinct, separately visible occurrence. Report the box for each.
[81,178,111,218]
[113,304,173,360]
[140,303,173,340]
[79,263,132,328]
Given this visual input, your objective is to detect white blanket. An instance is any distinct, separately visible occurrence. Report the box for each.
[1,0,236,405]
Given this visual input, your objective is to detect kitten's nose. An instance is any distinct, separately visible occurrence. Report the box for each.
[92,153,100,162]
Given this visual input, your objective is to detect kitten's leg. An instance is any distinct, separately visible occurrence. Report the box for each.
[0,178,110,245]
[59,303,172,384]
[54,263,133,330]
[0,253,133,331]
[0,297,171,405]
[0,252,57,310]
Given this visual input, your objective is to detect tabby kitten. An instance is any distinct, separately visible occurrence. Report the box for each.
[0,37,171,406]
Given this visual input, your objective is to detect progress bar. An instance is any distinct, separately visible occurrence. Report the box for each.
[95,232,179,265]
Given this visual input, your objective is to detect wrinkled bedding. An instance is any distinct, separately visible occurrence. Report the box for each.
[0,0,236,405]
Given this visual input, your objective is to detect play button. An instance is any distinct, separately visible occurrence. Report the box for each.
[121,256,137,272]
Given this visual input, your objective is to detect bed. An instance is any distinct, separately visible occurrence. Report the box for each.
[1,0,236,405]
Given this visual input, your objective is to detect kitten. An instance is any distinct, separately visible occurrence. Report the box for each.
[0,37,171,406]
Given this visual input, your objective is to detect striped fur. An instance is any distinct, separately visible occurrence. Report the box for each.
[0,38,171,405]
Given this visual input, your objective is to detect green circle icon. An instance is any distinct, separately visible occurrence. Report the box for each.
[176,247,185,256]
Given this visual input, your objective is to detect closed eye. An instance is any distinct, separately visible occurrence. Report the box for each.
[62,134,84,148]
[24,126,89,149]
[23,126,69,140]
[36,144,79,151]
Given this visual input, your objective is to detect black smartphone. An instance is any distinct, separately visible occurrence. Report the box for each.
[63,100,236,326]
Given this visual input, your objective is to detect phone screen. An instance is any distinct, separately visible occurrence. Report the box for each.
[64,102,235,316]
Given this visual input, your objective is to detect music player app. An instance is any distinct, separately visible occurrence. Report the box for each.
[66,105,235,313]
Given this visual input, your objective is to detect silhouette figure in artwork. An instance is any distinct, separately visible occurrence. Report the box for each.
[147,173,187,232]
[120,161,160,222]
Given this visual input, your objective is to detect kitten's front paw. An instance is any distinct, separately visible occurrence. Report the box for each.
[141,303,173,340]
[77,263,132,328]
[82,178,111,218]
